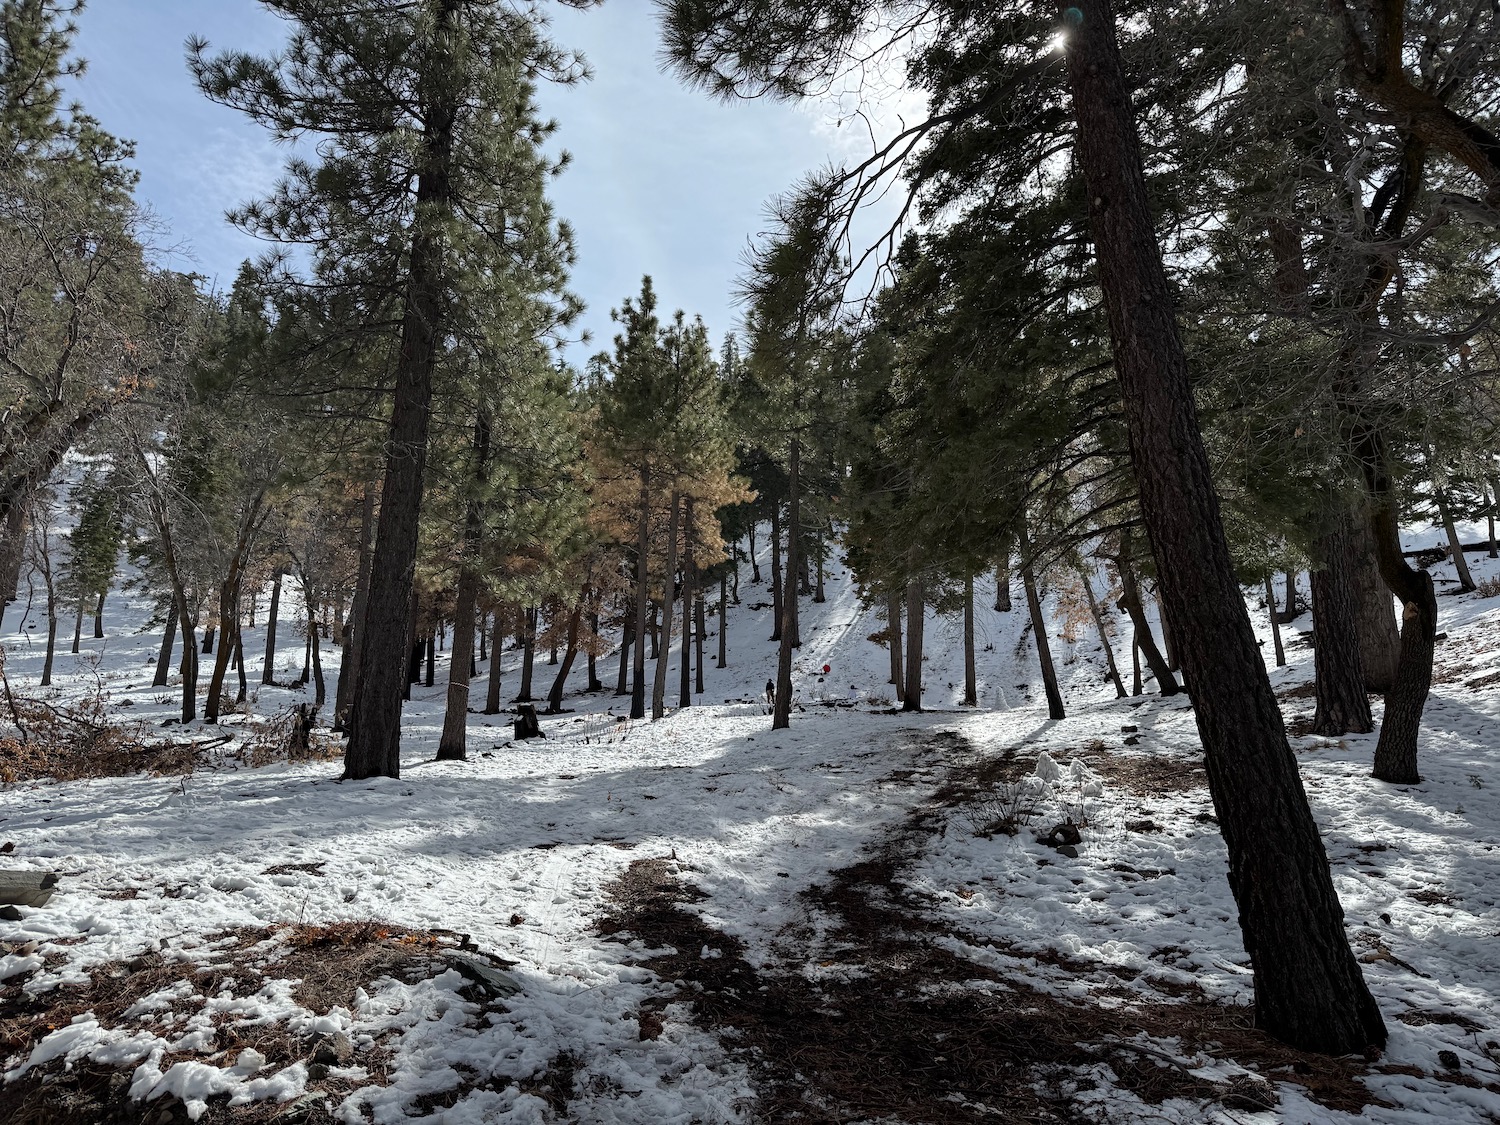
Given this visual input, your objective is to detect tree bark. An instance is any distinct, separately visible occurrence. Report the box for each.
[333,486,375,729]
[963,574,977,706]
[679,497,694,709]
[342,0,461,781]
[1311,523,1373,736]
[235,627,247,703]
[1131,632,1142,696]
[1432,476,1476,592]
[901,577,923,713]
[424,632,435,688]
[748,520,761,583]
[769,501,783,642]
[546,596,583,714]
[1080,563,1126,698]
[652,490,681,720]
[1065,0,1385,1053]
[437,567,479,759]
[92,590,105,639]
[153,605,175,688]
[70,601,82,655]
[262,573,282,687]
[1018,522,1064,720]
[773,443,800,728]
[695,587,706,694]
[630,471,651,720]
[717,572,728,669]
[887,587,904,702]
[484,610,504,715]
[588,611,604,691]
[518,608,535,702]
[995,557,1012,612]
[616,594,633,696]
[1113,535,1179,695]
[1265,576,1286,669]
[1349,517,1400,692]
[307,585,325,708]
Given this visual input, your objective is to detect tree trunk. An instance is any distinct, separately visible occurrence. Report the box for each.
[814,539,825,603]
[1156,590,1179,673]
[1311,523,1373,737]
[1080,563,1126,698]
[70,601,82,655]
[680,497,694,709]
[963,574,977,706]
[648,603,659,659]
[769,502,783,642]
[0,502,24,610]
[333,486,375,729]
[302,631,313,686]
[307,588,325,708]
[1131,632,1142,696]
[887,588,904,702]
[773,443,801,729]
[1018,523,1064,720]
[1277,571,1302,623]
[1433,477,1476,592]
[901,577,923,713]
[546,597,583,714]
[202,627,215,656]
[717,572,728,669]
[341,2,460,781]
[484,610,504,715]
[748,521,761,583]
[695,587,706,694]
[1066,0,1385,1054]
[207,496,268,722]
[616,596,633,696]
[1113,536,1179,695]
[262,573,282,686]
[1488,480,1499,559]
[588,611,604,691]
[39,588,57,688]
[92,589,105,638]
[437,567,479,759]
[652,491,681,721]
[1265,576,1286,669]
[154,606,175,688]
[178,600,197,724]
[235,627,247,703]
[995,557,1012,612]
[424,633,435,688]
[1349,517,1400,693]
[518,608,535,701]
[631,471,651,720]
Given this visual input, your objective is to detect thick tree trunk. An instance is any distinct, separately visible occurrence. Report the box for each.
[1113,537,1179,696]
[1065,0,1385,1053]
[1156,590,1179,673]
[652,491,681,721]
[262,573,282,686]
[202,627,215,656]
[1348,517,1400,693]
[695,588,706,694]
[901,578,924,713]
[814,539,826,603]
[1487,480,1499,559]
[773,443,800,729]
[1265,576,1286,669]
[887,588,904,702]
[0,503,24,610]
[154,607,175,688]
[333,487,375,729]
[631,472,651,720]
[93,589,105,638]
[1018,524,1064,721]
[995,559,1012,612]
[769,502,783,642]
[437,568,479,759]
[1311,524,1373,736]
[1080,564,1126,698]
[1277,571,1303,623]
[963,575,977,707]
[342,3,460,780]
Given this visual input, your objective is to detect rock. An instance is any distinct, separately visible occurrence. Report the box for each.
[306,1062,330,1082]
[0,871,58,907]
[1221,1074,1280,1111]
[444,953,522,998]
[1040,822,1082,847]
[310,1031,353,1066]
[1120,725,1138,733]
[1439,1049,1462,1072]
[1123,734,1141,746]
[1054,844,1079,859]
[0,905,22,922]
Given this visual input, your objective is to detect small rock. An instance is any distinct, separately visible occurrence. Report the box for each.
[1040,822,1082,847]
[1221,1074,1280,1111]
[638,1010,664,1041]
[0,905,21,922]
[1055,844,1079,859]
[1123,734,1141,746]
[310,1031,354,1066]
[1120,725,1138,733]
[1379,912,1392,925]
[306,1062,330,1082]
[1438,1049,1462,1072]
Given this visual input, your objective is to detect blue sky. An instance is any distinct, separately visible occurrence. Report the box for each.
[69,2,893,363]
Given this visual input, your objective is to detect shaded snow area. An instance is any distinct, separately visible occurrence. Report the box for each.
[1,528,1499,1123]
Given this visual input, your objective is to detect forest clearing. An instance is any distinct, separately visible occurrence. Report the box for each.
[3,1,1500,1122]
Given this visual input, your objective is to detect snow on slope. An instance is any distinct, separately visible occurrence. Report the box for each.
[0,521,1498,1122]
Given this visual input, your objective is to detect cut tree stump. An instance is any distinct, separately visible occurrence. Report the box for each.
[0,871,58,907]
[514,704,542,741]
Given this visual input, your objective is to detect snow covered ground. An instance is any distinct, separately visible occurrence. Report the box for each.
[1,524,1499,1123]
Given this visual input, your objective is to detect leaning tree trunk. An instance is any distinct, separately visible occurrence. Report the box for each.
[39,581,57,688]
[234,627,247,703]
[630,471,651,720]
[154,606,175,688]
[1113,537,1179,696]
[747,520,761,583]
[963,574,977,707]
[901,577,924,713]
[307,585,326,708]
[1349,517,1400,693]
[1311,523,1373,737]
[70,601,83,655]
[341,9,460,781]
[334,486,375,730]
[1432,476,1476,592]
[1018,523,1064,721]
[652,491,681,721]
[773,443,800,729]
[1079,563,1126,698]
[887,588,904,702]
[1065,0,1385,1054]
[546,595,584,714]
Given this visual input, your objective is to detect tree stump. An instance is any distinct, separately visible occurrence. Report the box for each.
[514,704,542,741]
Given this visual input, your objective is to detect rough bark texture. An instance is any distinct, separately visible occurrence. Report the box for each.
[1349,518,1400,692]
[769,502,783,643]
[887,588,904,702]
[1433,480,1476,591]
[333,487,375,728]
[1018,524,1064,721]
[1265,576,1286,669]
[1080,564,1126,698]
[518,608,536,702]
[901,578,924,713]
[773,445,799,730]
[1113,538,1179,696]
[342,0,460,781]
[962,575,977,707]
[1065,0,1385,1053]
[631,471,651,720]
[695,590,706,693]
[1311,525,1374,737]
[485,611,504,715]
[153,608,174,688]
[717,573,728,669]
[437,568,479,759]
[93,589,105,639]
[262,573,282,687]
[546,598,583,714]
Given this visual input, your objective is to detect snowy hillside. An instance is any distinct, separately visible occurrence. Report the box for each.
[1,531,1498,1124]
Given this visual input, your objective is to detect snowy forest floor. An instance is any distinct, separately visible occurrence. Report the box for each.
[1,530,1499,1124]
